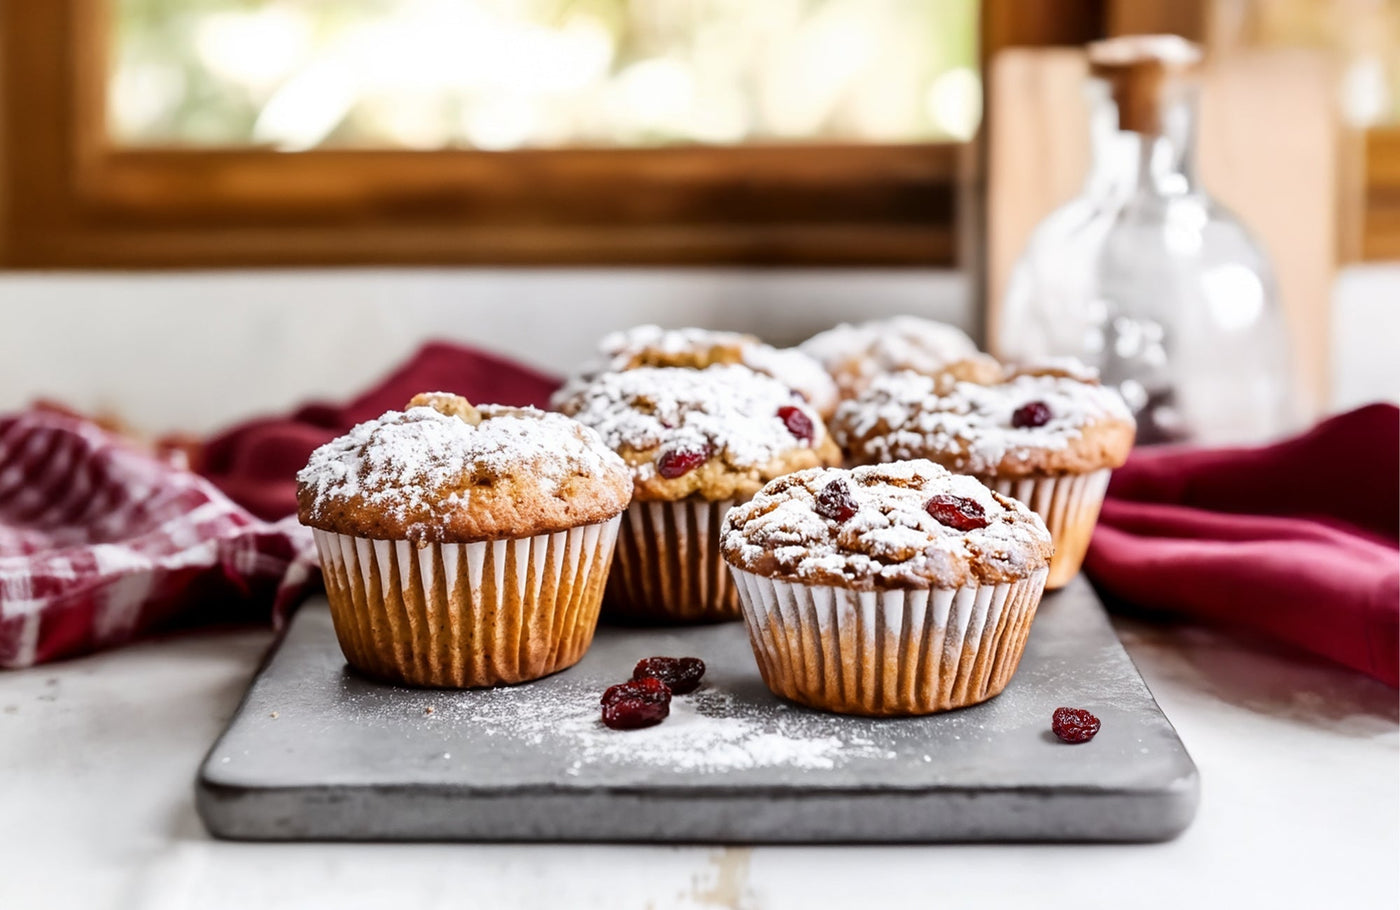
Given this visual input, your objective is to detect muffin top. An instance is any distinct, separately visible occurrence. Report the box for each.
[831,370,1136,477]
[721,461,1052,589]
[798,316,981,399]
[562,364,842,503]
[297,393,632,543]
[553,324,838,417]
[1005,357,1102,383]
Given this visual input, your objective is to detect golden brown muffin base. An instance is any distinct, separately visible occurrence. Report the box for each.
[313,519,618,687]
[731,566,1048,716]
[606,498,741,624]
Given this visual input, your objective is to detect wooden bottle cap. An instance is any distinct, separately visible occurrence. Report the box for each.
[1087,35,1203,134]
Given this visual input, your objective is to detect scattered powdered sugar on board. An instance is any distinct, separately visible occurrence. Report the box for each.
[348,680,897,774]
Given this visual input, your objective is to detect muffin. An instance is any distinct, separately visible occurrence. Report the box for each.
[562,364,842,623]
[830,368,1135,589]
[722,461,1052,716]
[296,392,632,687]
[553,324,839,418]
[798,316,982,401]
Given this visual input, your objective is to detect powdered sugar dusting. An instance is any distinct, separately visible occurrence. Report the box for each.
[833,370,1133,474]
[799,316,979,383]
[735,344,838,414]
[374,681,895,773]
[297,403,626,524]
[598,324,751,359]
[566,365,831,477]
[554,324,837,414]
[723,461,1052,588]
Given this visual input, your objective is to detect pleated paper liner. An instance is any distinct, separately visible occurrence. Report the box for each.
[312,517,620,688]
[605,497,741,624]
[982,468,1111,590]
[729,566,1049,716]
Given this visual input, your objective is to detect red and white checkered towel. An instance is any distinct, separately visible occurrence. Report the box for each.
[0,408,316,669]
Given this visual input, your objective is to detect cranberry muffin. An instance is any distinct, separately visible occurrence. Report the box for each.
[722,461,1052,716]
[297,393,632,687]
[553,324,839,418]
[798,316,982,401]
[831,367,1135,589]
[562,364,841,623]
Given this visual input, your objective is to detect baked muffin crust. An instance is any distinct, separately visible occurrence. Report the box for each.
[297,394,632,542]
[831,370,1136,477]
[563,364,842,502]
[722,461,1052,589]
[798,316,981,400]
[553,325,838,417]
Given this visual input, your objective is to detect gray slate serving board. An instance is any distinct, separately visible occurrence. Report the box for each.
[197,577,1198,843]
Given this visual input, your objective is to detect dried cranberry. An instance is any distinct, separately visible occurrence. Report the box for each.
[600,677,672,730]
[1051,707,1101,744]
[1011,400,1053,429]
[632,656,706,695]
[657,444,709,479]
[814,479,858,523]
[777,405,814,444]
[925,494,989,531]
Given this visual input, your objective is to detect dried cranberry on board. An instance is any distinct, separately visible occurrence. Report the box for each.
[925,494,989,531]
[632,656,706,695]
[1051,707,1101,743]
[1011,400,1053,429]
[814,479,858,523]
[777,405,814,444]
[657,444,710,479]
[600,677,672,730]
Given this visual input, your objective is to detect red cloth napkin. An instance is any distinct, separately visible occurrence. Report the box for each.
[1086,404,1399,687]
[5,339,1396,685]
[0,342,555,669]
[0,409,317,669]
[199,342,559,520]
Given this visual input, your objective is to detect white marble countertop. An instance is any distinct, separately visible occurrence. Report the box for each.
[3,612,1395,910]
[1,266,1396,908]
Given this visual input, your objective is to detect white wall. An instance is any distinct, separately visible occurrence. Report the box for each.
[1331,263,1400,412]
[0,268,967,435]
[0,264,1395,437]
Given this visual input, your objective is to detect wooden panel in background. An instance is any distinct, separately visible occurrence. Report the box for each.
[1365,128,1400,261]
[985,47,1339,418]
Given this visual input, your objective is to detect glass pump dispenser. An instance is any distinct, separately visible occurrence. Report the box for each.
[998,35,1294,445]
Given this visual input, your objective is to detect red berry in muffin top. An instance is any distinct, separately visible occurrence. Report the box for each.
[601,677,672,730]
[814,478,859,523]
[1051,706,1101,743]
[632,656,706,695]
[777,405,814,443]
[924,494,989,531]
[1011,400,1053,429]
[656,444,710,479]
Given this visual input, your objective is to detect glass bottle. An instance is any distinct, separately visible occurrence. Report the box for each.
[998,35,1295,445]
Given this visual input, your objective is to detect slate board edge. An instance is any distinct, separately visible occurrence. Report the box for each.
[195,580,1201,845]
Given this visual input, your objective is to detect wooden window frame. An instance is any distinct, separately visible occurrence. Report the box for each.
[0,0,1394,269]
[0,0,962,269]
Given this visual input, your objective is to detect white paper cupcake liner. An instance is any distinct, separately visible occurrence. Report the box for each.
[982,468,1112,590]
[311,517,620,688]
[729,566,1049,716]
[607,498,740,623]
